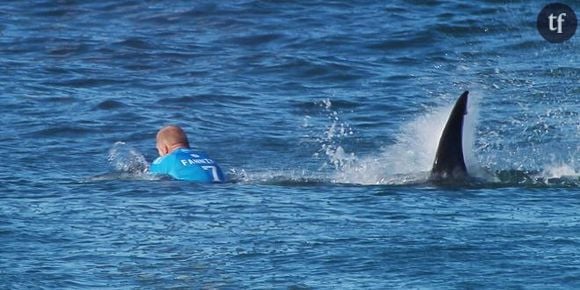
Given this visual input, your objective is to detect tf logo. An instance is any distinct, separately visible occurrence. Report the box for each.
[537,3,577,43]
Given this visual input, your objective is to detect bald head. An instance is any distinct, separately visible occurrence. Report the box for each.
[156,125,190,156]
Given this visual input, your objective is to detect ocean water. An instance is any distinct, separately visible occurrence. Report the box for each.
[0,0,578,288]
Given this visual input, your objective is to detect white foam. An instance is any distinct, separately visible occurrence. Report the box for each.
[107,141,149,174]
[228,167,324,184]
[539,154,579,179]
[542,164,578,178]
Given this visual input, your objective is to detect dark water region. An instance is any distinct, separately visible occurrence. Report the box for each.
[0,0,578,288]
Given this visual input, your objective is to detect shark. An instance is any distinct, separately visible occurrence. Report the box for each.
[429,91,470,181]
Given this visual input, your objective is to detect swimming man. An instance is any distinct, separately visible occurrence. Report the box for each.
[149,125,225,183]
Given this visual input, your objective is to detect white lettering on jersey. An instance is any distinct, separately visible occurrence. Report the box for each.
[179,158,214,166]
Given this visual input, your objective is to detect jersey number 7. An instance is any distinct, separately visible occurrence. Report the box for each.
[201,165,221,182]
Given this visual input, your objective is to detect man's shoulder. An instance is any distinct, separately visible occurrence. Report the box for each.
[151,151,180,169]
[176,148,210,158]
[152,156,166,165]
[150,154,171,174]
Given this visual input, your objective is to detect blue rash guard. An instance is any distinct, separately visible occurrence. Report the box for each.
[149,148,225,183]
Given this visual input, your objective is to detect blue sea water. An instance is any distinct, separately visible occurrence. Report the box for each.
[0,0,579,288]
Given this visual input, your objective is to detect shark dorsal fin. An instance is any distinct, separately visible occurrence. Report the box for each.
[430,91,469,180]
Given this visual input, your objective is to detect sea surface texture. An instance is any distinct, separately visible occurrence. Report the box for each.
[1,0,579,289]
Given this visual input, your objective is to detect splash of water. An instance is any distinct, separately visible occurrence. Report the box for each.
[326,94,481,185]
[537,152,579,181]
[107,141,149,174]
[312,98,355,170]
[231,98,354,185]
